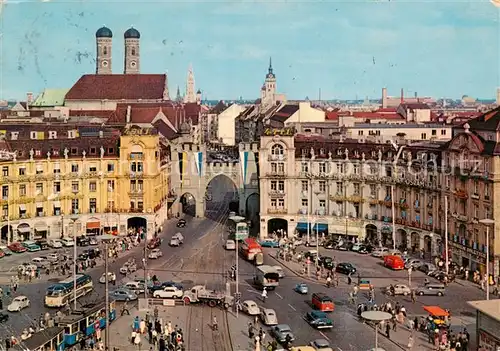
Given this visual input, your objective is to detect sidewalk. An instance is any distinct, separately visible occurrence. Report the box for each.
[226,310,259,351]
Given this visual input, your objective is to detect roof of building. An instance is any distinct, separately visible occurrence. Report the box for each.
[114,102,200,126]
[31,89,69,107]
[124,27,140,39]
[96,26,112,38]
[209,101,228,114]
[270,104,299,123]
[463,106,500,131]
[65,74,166,100]
[352,111,404,120]
[351,123,449,129]
[401,102,430,110]
[467,300,500,321]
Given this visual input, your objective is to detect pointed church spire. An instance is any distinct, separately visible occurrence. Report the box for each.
[176,86,182,102]
[268,57,273,74]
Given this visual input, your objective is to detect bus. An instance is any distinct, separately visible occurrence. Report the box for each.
[253,265,280,289]
[45,274,94,308]
[228,217,249,241]
[239,238,262,262]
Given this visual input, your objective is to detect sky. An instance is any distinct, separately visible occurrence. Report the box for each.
[0,0,498,101]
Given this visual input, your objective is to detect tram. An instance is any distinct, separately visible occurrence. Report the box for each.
[57,301,117,347]
[13,327,65,351]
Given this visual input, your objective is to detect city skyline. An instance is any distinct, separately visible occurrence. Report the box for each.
[0,0,498,101]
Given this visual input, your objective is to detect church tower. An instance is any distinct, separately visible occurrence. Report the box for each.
[95,26,113,74]
[184,65,196,103]
[124,27,140,74]
[262,57,276,106]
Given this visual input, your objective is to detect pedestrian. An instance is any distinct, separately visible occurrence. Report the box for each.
[121,302,130,316]
[347,273,352,285]
[385,323,391,338]
[261,287,267,302]
[248,322,254,339]
[212,316,218,331]
[411,290,416,304]
[407,333,414,350]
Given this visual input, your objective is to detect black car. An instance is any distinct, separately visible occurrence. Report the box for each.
[36,240,49,250]
[324,240,337,249]
[335,262,356,275]
[149,281,184,293]
[0,312,9,323]
[318,256,334,270]
[76,237,90,246]
[176,219,186,228]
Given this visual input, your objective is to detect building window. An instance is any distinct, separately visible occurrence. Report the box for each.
[19,205,26,218]
[2,166,8,177]
[89,166,97,172]
[431,130,437,136]
[2,205,8,218]
[137,180,143,192]
[319,181,326,193]
[421,133,427,140]
[441,129,446,135]
[71,182,79,193]
[336,163,344,174]
[474,204,478,219]
[485,185,490,199]
[271,163,277,173]
[107,180,115,192]
[353,164,359,174]
[370,184,376,197]
[353,183,360,195]
[36,205,43,217]
[278,199,285,208]
[137,201,144,211]
[89,181,97,192]
[319,200,326,208]
[301,199,308,209]
[369,165,377,175]
[53,182,61,193]
[271,199,277,208]
[18,167,25,176]
[89,198,97,213]
[36,183,43,195]
[278,163,284,173]
[319,163,326,173]
[53,163,61,174]
[89,147,97,155]
[70,148,78,155]
[354,204,360,218]
[130,180,137,192]
[358,130,363,136]
[2,186,8,199]
[107,200,115,210]
[71,199,79,214]
[271,144,284,156]
[474,181,478,194]
[71,164,79,173]
[301,181,308,192]
[19,184,26,197]
[336,182,343,195]
[107,163,114,172]
[485,206,491,219]
[301,163,309,173]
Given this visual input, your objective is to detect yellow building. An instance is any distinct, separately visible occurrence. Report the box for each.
[0,124,169,242]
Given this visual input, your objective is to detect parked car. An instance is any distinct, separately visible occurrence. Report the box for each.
[0,246,12,255]
[335,262,357,275]
[323,240,336,249]
[241,300,260,315]
[405,259,425,269]
[110,288,138,302]
[270,324,295,343]
[310,339,333,351]
[31,257,47,268]
[99,272,116,284]
[120,261,137,274]
[169,238,181,247]
[153,286,183,299]
[176,219,186,228]
[260,308,278,325]
[48,239,63,249]
[260,239,280,248]
[385,284,411,296]
[76,237,90,246]
[89,237,98,245]
[294,283,308,294]
[415,283,446,296]
[318,256,334,270]
[147,238,162,249]
[371,248,389,258]
[419,263,438,274]
[172,233,184,243]
[8,242,27,253]
[351,243,364,252]
[45,253,59,262]
[148,249,163,259]
[122,281,146,294]
[304,311,334,329]
[35,239,49,250]
[8,296,30,312]
[21,241,41,252]
[225,240,236,250]
[60,238,74,247]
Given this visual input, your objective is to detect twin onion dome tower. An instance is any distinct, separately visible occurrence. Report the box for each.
[95,26,141,75]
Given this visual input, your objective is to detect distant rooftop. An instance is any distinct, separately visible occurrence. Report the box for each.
[32,89,69,107]
[352,123,450,129]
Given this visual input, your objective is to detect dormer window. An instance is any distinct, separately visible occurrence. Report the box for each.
[301,148,308,156]
[71,148,78,155]
[319,148,325,156]
[90,147,97,155]
[35,150,41,157]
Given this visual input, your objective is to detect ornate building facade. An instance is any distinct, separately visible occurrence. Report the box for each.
[0,124,170,243]
[259,118,500,278]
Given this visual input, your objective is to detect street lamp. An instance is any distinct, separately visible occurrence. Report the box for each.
[229,215,245,318]
[479,218,494,300]
[361,310,392,350]
[390,142,405,251]
[69,213,79,311]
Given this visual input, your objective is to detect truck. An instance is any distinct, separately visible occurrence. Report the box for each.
[253,265,280,290]
[182,285,234,308]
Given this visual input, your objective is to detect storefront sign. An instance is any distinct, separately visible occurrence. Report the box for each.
[449,240,487,263]
[124,127,153,136]
[263,128,294,136]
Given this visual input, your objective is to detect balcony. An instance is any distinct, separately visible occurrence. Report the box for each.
[299,171,312,178]
[128,189,144,197]
[314,209,327,216]
[129,171,144,178]
[457,214,468,222]
[268,208,287,215]
[369,199,379,205]
[365,214,378,220]
[35,212,46,217]
[347,196,364,203]
[266,171,286,178]
[454,189,468,199]
[128,154,144,160]
[330,195,347,201]
[298,208,309,215]
[268,154,286,161]
[471,193,479,200]
[269,190,285,198]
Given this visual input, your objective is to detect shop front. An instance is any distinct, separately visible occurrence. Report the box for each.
[17,223,31,241]
[86,218,101,236]
[449,240,489,274]
[34,222,49,239]
[468,300,500,351]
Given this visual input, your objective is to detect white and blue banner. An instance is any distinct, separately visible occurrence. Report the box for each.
[239,151,249,185]
[194,152,203,176]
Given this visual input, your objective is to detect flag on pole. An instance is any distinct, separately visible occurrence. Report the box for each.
[194,151,203,176]
[239,151,249,185]
[178,152,188,189]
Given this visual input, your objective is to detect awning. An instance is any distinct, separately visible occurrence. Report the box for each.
[53,201,61,208]
[313,223,328,232]
[296,222,312,231]
[19,204,26,211]
[36,164,43,172]
[86,222,100,230]
[423,306,449,317]
[34,223,48,232]
[17,226,30,234]
[35,202,43,208]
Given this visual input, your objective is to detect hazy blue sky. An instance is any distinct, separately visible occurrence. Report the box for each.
[0,0,498,100]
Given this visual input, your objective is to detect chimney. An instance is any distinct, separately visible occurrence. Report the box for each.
[126,105,131,123]
[382,88,387,109]
[400,88,404,103]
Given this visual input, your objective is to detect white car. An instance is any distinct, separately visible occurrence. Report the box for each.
[169,238,180,247]
[8,296,30,312]
[148,249,163,259]
[260,308,278,325]
[46,253,59,262]
[48,239,63,248]
[371,248,389,258]
[153,286,183,299]
[123,281,145,294]
[31,257,47,267]
[241,300,260,315]
[386,284,412,296]
[225,240,236,250]
[60,238,74,247]
[99,272,116,284]
[172,232,184,243]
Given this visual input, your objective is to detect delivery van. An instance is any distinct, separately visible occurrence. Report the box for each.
[384,255,405,270]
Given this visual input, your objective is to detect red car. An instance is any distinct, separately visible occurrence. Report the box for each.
[8,242,27,253]
[147,238,161,249]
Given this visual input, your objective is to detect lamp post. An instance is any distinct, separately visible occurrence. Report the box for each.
[479,218,494,300]
[229,215,245,318]
[361,311,392,350]
[444,196,449,275]
[69,213,79,311]
[390,141,405,251]
[99,234,118,350]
